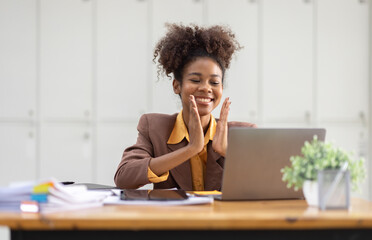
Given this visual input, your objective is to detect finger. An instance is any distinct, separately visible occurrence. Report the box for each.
[220,107,230,124]
[225,100,231,111]
[222,98,231,113]
[219,98,228,115]
[222,97,229,108]
[189,95,201,123]
[189,95,198,114]
[219,98,231,122]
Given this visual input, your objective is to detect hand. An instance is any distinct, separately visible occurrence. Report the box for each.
[212,97,231,157]
[187,95,204,154]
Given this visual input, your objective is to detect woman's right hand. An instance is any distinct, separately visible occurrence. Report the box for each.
[187,95,204,154]
[146,95,205,176]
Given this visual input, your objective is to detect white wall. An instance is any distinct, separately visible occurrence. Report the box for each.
[369,0,372,201]
[0,0,370,202]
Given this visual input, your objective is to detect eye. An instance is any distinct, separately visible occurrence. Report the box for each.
[210,80,220,85]
[189,79,200,83]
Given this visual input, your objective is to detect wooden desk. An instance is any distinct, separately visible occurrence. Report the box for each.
[1,198,372,240]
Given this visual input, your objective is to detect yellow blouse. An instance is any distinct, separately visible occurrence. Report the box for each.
[147,110,217,191]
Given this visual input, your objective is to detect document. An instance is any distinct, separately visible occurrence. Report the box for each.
[0,179,112,213]
[0,181,33,212]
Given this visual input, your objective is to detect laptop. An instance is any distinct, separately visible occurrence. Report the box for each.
[215,128,326,201]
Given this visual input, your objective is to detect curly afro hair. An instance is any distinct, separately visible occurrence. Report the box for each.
[153,23,242,84]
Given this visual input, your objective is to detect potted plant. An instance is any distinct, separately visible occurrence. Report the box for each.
[281,136,366,206]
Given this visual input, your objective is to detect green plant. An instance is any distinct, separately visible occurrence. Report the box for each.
[281,136,366,191]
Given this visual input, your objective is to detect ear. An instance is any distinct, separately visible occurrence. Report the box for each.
[173,79,181,94]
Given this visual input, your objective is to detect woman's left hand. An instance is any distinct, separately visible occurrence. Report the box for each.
[212,97,231,157]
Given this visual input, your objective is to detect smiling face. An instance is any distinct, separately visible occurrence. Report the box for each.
[173,57,223,119]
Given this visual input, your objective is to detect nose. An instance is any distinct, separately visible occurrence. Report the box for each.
[198,81,212,93]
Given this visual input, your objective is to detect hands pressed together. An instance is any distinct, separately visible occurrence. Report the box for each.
[188,95,231,157]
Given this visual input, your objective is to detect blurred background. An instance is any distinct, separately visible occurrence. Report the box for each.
[0,0,370,225]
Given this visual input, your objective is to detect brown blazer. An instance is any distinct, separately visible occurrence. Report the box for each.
[114,113,256,191]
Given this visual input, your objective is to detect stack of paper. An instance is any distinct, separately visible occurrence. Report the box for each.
[0,179,112,213]
[41,181,111,213]
[0,182,33,212]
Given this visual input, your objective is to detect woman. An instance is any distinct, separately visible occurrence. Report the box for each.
[114,24,256,191]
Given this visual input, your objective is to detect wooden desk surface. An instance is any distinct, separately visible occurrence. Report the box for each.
[1,198,372,231]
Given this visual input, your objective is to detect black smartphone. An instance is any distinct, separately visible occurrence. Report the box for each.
[120,189,188,201]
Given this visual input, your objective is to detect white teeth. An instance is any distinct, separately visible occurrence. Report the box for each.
[196,97,212,103]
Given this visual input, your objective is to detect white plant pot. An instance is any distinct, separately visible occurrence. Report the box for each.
[302,180,318,207]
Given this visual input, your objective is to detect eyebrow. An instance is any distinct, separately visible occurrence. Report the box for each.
[187,72,222,78]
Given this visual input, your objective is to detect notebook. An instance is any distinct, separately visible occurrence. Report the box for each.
[215,128,326,201]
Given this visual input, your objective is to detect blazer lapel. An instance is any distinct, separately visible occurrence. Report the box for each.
[166,140,224,191]
[167,140,193,191]
[204,142,224,190]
